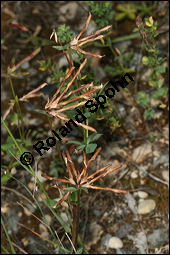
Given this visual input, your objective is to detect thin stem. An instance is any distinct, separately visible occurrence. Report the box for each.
[108,45,125,73]
[9,77,25,142]
[47,116,66,171]
[71,189,81,253]
[84,118,89,145]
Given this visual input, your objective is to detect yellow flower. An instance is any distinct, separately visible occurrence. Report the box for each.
[145,16,154,27]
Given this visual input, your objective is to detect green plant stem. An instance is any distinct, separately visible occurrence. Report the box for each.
[47,117,66,170]
[9,76,25,142]
[108,44,125,74]
[1,245,10,254]
[84,119,89,145]
[2,117,22,154]
[71,189,81,253]
[58,39,72,67]
[1,216,16,254]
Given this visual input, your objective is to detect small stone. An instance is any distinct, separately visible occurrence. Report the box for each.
[77,155,83,164]
[150,98,160,108]
[45,214,52,225]
[21,61,30,70]
[1,203,9,213]
[116,223,132,238]
[22,238,29,246]
[39,223,49,238]
[60,212,68,222]
[138,199,156,214]
[11,167,17,174]
[60,2,78,20]
[101,234,112,248]
[137,191,148,199]
[162,170,169,182]
[85,222,103,249]
[28,182,34,190]
[148,228,168,247]
[33,170,47,183]
[132,143,152,163]
[18,212,22,217]
[108,236,123,249]
[154,155,169,166]
[93,209,101,216]
[131,171,138,179]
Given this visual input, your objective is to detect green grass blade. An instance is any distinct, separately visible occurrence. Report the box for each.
[1,245,11,254]
[1,217,16,254]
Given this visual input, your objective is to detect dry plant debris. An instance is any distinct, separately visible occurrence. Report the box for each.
[42,147,128,208]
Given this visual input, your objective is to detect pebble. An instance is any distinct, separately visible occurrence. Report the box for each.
[60,212,68,222]
[21,238,29,246]
[108,236,123,249]
[154,155,169,166]
[147,228,168,247]
[162,170,169,182]
[114,40,131,50]
[39,223,49,238]
[93,209,101,217]
[137,191,148,199]
[77,155,83,164]
[116,223,132,238]
[58,54,77,68]
[101,234,112,248]
[59,2,78,20]
[85,222,103,249]
[33,170,47,183]
[11,167,17,175]
[132,143,152,163]
[137,199,156,214]
[1,203,9,213]
[85,21,96,35]
[45,214,52,225]
[131,171,138,179]
[21,61,30,70]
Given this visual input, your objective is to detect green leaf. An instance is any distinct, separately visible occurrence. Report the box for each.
[144,108,155,120]
[115,12,126,21]
[128,12,136,20]
[66,141,82,145]
[1,143,14,152]
[149,79,164,88]
[142,56,149,65]
[117,4,126,12]
[65,187,77,192]
[46,198,57,207]
[137,92,150,107]
[155,66,166,75]
[1,136,17,153]
[76,247,84,254]
[10,113,18,124]
[76,144,86,151]
[53,45,70,50]
[153,87,169,98]
[148,132,155,142]
[85,143,97,154]
[80,187,88,193]
[34,109,53,117]
[1,174,12,183]
[133,27,139,32]
[87,133,102,144]
[83,112,91,118]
